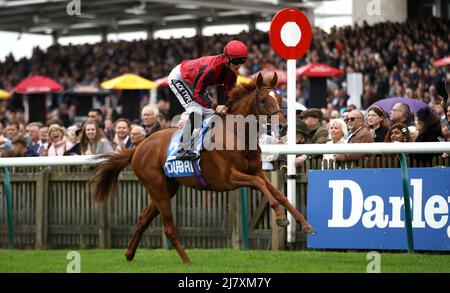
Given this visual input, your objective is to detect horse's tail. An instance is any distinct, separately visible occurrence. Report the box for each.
[91,147,137,203]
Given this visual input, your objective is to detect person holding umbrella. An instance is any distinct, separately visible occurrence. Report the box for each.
[390,102,418,140]
[390,102,415,127]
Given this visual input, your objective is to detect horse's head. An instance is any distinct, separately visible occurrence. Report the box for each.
[254,72,287,137]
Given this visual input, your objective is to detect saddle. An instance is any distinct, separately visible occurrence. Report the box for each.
[163,115,216,185]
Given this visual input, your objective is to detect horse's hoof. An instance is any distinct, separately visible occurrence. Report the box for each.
[276,217,290,227]
[125,252,134,261]
[182,258,192,264]
[301,226,316,235]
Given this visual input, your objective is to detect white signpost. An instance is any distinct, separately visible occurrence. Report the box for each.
[269,8,312,244]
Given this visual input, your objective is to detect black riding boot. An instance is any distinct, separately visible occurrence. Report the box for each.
[176,112,201,160]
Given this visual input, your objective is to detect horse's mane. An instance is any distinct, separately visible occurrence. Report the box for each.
[229,75,272,106]
[229,80,256,104]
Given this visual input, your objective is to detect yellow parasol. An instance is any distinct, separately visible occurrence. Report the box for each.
[0,89,11,99]
[237,75,251,85]
[100,73,157,90]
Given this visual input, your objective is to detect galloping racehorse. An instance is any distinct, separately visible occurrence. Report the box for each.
[91,72,314,264]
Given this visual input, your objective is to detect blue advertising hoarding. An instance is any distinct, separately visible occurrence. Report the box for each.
[307,168,450,250]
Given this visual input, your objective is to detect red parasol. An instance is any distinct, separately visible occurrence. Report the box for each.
[14,75,63,94]
[252,64,287,85]
[432,56,450,67]
[296,63,345,78]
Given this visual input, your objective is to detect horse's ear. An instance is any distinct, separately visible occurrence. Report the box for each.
[270,72,278,87]
[256,72,263,89]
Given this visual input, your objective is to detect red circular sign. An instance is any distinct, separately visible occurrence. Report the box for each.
[269,8,312,60]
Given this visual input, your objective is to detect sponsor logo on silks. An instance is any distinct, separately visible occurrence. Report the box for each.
[172,80,192,104]
[307,168,450,251]
[164,160,195,177]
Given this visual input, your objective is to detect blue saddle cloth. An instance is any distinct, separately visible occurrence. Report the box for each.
[163,117,213,186]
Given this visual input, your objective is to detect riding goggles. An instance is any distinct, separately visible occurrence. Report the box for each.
[230,57,247,65]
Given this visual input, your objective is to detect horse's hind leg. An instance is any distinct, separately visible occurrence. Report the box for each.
[125,180,179,261]
[258,171,315,234]
[151,188,191,264]
[125,200,159,261]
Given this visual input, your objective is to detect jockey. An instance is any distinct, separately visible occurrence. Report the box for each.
[168,39,248,160]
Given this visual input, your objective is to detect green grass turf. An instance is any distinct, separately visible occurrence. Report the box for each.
[1,249,449,273]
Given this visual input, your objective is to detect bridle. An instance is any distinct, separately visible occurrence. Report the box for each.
[224,85,285,136]
[254,86,284,124]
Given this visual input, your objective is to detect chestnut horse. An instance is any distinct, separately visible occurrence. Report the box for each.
[91,72,314,264]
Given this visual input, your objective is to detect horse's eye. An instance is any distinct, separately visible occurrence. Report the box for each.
[261,99,267,105]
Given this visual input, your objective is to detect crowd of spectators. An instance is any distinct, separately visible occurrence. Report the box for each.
[1,18,449,111]
[290,100,450,169]
[0,106,155,158]
[0,18,449,161]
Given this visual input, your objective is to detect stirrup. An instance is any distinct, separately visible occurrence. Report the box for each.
[176,150,198,161]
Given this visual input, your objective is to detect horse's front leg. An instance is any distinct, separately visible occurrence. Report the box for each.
[229,168,289,227]
[257,171,315,234]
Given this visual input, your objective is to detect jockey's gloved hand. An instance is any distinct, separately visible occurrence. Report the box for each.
[215,105,228,114]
